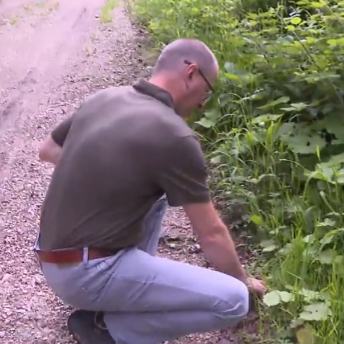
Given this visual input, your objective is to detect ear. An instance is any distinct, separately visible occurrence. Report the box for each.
[186,63,197,73]
[186,62,197,77]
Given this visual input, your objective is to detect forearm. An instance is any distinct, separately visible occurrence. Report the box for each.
[39,149,61,165]
[38,136,62,165]
[200,227,247,282]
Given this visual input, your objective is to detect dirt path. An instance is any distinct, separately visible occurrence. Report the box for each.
[0,1,145,342]
[0,1,252,343]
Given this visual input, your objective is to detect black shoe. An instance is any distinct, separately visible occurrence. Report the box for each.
[67,310,115,344]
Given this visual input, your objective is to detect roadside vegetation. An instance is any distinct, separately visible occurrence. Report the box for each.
[100,0,117,23]
[130,0,344,343]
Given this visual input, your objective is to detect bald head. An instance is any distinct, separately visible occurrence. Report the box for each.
[152,38,218,77]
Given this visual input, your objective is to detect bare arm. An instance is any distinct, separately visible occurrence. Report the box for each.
[157,135,247,282]
[38,115,73,165]
[183,201,247,282]
[39,135,63,165]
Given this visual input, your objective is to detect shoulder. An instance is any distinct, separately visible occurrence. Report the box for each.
[156,134,209,206]
[82,86,131,107]
[138,96,195,141]
[164,134,204,161]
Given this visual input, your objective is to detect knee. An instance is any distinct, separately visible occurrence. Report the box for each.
[215,279,249,326]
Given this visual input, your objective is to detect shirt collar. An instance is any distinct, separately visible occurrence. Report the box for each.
[133,79,175,109]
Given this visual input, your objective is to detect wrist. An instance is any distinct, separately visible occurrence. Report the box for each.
[237,271,248,285]
[238,271,248,285]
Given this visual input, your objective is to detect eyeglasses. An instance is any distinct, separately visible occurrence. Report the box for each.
[184,60,214,97]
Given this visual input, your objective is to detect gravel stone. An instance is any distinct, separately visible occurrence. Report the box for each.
[0,0,259,343]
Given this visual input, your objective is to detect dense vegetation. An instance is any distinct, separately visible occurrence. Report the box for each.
[130,0,344,343]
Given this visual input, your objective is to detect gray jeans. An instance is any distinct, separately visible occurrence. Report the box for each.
[36,196,249,344]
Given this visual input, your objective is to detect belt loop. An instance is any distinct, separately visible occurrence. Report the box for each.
[33,230,42,270]
[33,229,41,251]
[82,247,89,265]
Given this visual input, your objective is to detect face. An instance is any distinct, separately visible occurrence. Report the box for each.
[178,61,217,117]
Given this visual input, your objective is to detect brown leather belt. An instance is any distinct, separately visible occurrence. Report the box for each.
[35,247,120,264]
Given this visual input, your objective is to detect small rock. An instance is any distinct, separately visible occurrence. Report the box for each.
[1,273,12,282]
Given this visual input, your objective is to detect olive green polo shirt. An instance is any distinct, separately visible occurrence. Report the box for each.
[39,80,211,250]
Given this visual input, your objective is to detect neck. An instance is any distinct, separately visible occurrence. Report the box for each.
[148,74,181,105]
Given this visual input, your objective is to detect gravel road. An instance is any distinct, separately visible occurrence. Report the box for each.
[0,1,255,343]
[0,1,148,343]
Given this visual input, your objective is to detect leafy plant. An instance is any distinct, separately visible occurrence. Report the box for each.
[131,0,344,342]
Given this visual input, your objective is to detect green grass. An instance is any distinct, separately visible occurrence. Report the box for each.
[130,0,344,343]
[206,122,344,343]
[9,16,18,25]
[100,0,117,23]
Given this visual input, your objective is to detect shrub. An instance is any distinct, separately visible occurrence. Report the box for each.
[131,0,344,342]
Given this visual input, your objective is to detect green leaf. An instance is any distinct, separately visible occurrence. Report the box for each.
[280,128,327,154]
[263,291,281,307]
[334,255,344,264]
[204,109,221,121]
[279,242,293,255]
[316,218,336,227]
[280,291,293,302]
[224,61,236,73]
[251,114,283,124]
[290,16,302,25]
[224,72,239,80]
[258,96,290,110]
[303,234,315,243]
[310,113,344,143]
[209,155,221,165]
[318,249,335,264]
[299,302,331,321]
[326,37,344,46]
[327,39,337,46]
[323,153,344,167]
[285,25,295,31]
[298,289,321,302]
[260,239,277,252]
[249,214,263,225]
[309,1,326,8]
[319,234,335,247]
[195,118,215,128]
[262,244,277,252]
[260,239,274,247]
[263,290,293,307]
[276,122,296,136]
[281,102,308,112]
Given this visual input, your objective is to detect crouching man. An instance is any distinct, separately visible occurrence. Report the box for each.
[35,38,266,344]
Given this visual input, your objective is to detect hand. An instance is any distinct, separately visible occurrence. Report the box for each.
[246,277,266,297]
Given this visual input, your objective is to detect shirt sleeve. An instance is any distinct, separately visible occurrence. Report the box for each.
[50,93,98,146]
[51,116,73,147]
[157,135,211,207]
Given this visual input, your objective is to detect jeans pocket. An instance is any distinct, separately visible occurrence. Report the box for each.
[78,257,118,306]
[84,257,114,272]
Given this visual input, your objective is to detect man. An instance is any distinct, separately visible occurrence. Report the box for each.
[36,38,266,344]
